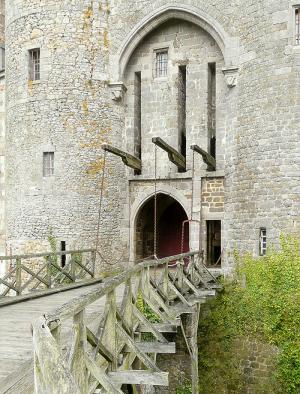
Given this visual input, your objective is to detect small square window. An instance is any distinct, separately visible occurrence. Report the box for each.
[29,48,40,81]
[296,8,300,45]
[43,152,54,177]
[259,228,267,256]
[155,50,168,78]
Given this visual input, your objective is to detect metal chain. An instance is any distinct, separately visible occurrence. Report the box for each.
[191,149,195,221]
[154,144,158,259]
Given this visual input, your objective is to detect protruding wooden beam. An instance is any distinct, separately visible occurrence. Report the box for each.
[102,144,142,171]
[152,137,186,171]
[190,144,216,171]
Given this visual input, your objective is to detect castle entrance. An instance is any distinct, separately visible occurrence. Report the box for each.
[135,193,189,260]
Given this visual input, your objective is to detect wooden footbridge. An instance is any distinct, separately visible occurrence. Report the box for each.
[0,249,220,393]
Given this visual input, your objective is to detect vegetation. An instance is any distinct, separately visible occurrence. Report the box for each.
[198,236,300,394]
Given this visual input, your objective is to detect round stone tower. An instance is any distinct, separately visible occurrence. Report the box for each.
[5,1,128,263]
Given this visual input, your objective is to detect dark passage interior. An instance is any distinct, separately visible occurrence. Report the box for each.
[206,220,221,266]
[135,194,189,260]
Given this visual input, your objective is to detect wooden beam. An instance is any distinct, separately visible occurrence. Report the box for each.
[137,322,180,334]
[124,341,176,354]
[152,137,186,170]
[102,143,142,171]
[190,144,216,171]
[108,371,169,386]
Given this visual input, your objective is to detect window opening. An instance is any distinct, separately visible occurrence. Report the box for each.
[178,65,187,171]
[134,71,142,175]
[296,8,300,45]
[29,48,40,81]
[208,63,216,159]
[206,220,221,266]
[43,152,54,177]
[155,50,168,78]
[61,241,66,267]
[259,228,267,256]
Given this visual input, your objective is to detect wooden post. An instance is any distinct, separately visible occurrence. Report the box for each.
[91,250,96,278]
[70,253,76,282]
[69,310,87,392]
[15,258,22,296]
[46,256,52,289]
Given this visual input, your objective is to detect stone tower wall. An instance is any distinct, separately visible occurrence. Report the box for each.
[4,0,300,269]
[5,1,128,266]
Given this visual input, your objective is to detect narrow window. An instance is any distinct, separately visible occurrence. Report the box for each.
[155,50,168,78]
[134,71,142,175]
[207,63,216,159]
[206,220,221,266]
[296,8,300,45]
[61,241,66,267]
[43,152,54,177]
[178,65,187,171]
[29,48,40,81]
[259,228,267,256]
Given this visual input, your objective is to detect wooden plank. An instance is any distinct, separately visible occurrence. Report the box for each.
[152,137,186,170]
[68,310,88,392]
[137,322,179,334]
[20,261,49,292]
[102,143,142,171]
[124,342,176,354]
[85,354,123,394]
[0,278,103,307]
[116,323,160,372]
[109,371,169,386]
[86,327,114,363]
[20,263,50,288]
[133,307,168,343]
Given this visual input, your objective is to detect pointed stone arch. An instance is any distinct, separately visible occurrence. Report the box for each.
[112,4,239,82]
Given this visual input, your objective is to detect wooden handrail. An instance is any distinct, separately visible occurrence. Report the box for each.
[0,249,97,298]
[0,248,95,261]
[32,251,218,393]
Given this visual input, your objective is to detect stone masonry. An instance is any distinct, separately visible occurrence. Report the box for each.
[0,0,298,276]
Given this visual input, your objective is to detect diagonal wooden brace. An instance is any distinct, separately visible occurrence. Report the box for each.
[152,137,186,171]
[190,144,216,171]
[102,143,142,171]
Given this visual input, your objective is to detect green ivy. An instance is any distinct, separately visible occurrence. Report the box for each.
[198,235,300,394]
[176,381,192,394]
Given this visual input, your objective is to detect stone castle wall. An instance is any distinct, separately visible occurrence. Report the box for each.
[2,0,300,271]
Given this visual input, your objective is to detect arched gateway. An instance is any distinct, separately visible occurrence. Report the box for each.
[135,193,189,261]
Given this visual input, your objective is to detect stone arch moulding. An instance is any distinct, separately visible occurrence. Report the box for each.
[110,3,240,96]
[129,186,191,262]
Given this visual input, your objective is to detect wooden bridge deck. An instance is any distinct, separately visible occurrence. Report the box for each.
[0,282,125,393]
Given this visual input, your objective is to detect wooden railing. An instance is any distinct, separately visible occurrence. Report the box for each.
[32,251,218,393]
[0,249,96,298]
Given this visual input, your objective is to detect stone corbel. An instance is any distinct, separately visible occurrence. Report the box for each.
[222,67,239,88]
[108,82,127,101]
